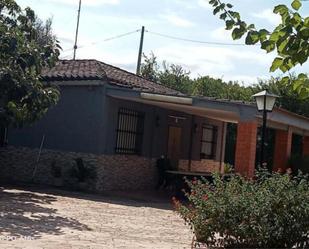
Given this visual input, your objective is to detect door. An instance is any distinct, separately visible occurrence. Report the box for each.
[167,126,182,169]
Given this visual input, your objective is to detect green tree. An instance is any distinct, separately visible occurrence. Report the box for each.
[158,61,192,94]
[34,17,57,48]
[0,0,60,128]
[141,53,193,94]
[192,76,254,101]
[254,76,309,117]
[207,0,309,98]
[140,52,159,82]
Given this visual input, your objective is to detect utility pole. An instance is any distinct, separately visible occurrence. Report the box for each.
[136,26,145,75]
[73,0,82,60]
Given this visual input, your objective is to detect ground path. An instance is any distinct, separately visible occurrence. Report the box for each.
[0,186,192,248]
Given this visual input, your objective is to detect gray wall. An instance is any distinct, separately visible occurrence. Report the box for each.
[8,85,107,154]
[8,85,226,162]
[104,97,225,162]
[104,97,156,157]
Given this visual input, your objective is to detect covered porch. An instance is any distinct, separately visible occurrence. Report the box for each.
[107,85,309,178]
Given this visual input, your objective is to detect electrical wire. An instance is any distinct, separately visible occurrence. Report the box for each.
[62,29,141,53]
[146,30,255,46]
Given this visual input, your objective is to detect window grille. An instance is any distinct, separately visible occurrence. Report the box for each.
[115,108,145,155]
[200,124,218,159]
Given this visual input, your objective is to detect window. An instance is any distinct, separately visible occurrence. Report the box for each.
[200,124,218,159]
[115,108,145,155]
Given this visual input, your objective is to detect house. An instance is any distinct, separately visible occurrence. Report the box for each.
[1,59,309,191]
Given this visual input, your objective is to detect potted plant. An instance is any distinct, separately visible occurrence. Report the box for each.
[71,157,97,191]
[50,160,63,187]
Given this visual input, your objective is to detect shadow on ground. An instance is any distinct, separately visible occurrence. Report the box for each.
[1,183,175,210]
[0,188,91,238]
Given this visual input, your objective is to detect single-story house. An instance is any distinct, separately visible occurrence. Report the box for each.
[1,59,309,191]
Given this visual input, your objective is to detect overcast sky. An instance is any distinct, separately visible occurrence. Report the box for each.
[17,0,309,85]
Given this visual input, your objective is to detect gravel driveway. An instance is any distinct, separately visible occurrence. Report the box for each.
[0,186,192,249]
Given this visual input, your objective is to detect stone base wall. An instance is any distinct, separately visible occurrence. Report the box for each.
[178,159,222,173]
[0,146,157,192]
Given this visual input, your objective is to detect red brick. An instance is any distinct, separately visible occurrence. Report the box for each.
[273,129,292,172]
[235,121,258,178]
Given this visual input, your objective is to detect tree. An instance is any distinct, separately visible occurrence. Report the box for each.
[192,76,254,101]
[207,0,309,98]
[0,0,60,129]
[140,52,159,82]
[140,52,193,94]
[34,17,57,48]
[158,61,192,94]
[254,76,309,117]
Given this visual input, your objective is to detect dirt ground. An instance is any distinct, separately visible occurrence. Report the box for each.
[0,186,193,249]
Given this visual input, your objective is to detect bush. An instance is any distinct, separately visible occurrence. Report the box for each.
[50,160,62,178]
[289,154,309,174]
[175,169,309,248]
[71,158,97,182]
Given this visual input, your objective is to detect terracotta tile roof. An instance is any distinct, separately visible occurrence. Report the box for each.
[41,59,181,95]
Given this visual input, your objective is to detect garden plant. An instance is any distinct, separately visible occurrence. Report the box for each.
[175,169,309,248]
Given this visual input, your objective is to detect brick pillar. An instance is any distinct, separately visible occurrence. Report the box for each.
[273,129,292,172]
[235,121,258,178]
[303,136,309,156]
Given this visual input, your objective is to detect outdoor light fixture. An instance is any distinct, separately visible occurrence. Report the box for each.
[168,115,186,124]
[252,90,279,167]
[252,90,278,112]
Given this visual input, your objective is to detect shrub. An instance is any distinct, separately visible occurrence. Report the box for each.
[50,160,62,178]
[223,163,234,174]
[71,158,97,182]
[175,169,309,248]
[289,154,309,174]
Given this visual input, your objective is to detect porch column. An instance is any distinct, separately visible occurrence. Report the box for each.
[303,136,309,156]
[273,129,292,172]
[235,121,258,178]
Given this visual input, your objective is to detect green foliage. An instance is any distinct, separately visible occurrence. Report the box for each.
[140,52,255,99]
[159,62,192,94]
[141,53,192,93]
[223,163,233,174]
[175,170,309,248]
[255,76,309,117]
[192,76,254,101]
[71,158,97,182]
[141,53,309,119]
[50,160,62,178]
[289,154,309,174]
[0,0,60,128]
[207,0,309,99]
[140,52,159,82]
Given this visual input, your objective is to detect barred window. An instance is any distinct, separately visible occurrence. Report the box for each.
[200,124,218,159]
[115,108,145,155]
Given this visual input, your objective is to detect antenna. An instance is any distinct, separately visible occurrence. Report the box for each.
[73,0,82,60]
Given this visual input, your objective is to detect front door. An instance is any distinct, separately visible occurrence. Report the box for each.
[167,126,182,169]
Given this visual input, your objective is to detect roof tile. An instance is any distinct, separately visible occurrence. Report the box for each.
[41,59,180,95]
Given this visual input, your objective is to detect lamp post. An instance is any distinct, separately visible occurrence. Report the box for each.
[252,90,279,167]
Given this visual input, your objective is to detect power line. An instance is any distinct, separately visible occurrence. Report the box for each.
[62,27,259,57]
[146,30,254,46]
[63,29,141,53]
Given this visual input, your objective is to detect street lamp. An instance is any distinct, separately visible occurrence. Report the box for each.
[252,90,279,167]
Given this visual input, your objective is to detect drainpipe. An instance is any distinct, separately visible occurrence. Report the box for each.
[219,122,227,173]
[188,115,195,171]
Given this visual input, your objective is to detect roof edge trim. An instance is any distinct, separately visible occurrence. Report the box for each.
[141,92,193,105]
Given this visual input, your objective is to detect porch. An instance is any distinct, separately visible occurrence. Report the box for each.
[107,85,309,177]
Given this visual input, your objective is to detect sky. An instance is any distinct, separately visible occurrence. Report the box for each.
[17,0,309,85]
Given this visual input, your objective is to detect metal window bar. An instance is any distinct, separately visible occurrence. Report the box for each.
[115,108,145,155]
[200,125,218,159]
